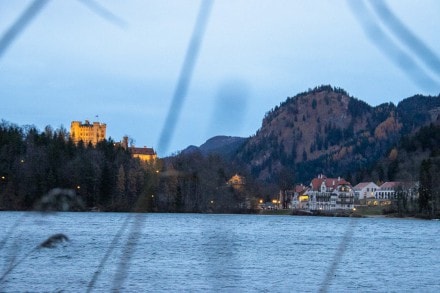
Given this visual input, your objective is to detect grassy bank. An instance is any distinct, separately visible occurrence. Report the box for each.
[259,206,385,217]
[259,209,292,216]
[353,205,384,216]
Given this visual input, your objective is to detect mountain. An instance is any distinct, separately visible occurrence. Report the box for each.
[234,85,440,183]
[181,136,246,158]
[397,94,440,133]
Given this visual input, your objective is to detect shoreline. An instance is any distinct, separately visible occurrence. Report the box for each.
[0,209,436,220]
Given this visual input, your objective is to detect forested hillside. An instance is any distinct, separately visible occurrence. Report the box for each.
[0,121,254,213]
[368,124,440,215]
[235,85,440,185]
[0,121,158,211]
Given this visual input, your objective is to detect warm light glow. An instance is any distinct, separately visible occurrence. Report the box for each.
[132,153,157,162]
[76,185,80,189]
[299,195,309,202]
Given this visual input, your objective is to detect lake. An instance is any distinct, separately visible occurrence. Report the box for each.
[0,212,439,292]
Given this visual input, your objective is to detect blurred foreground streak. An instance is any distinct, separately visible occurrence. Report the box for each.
[347,0,440,91]
[0,0,49,59]
[157,0,214,155]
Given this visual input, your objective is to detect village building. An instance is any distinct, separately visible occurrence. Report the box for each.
[289,184,308,210]
[353,182,379,203]
[288,175,354,211]
[227,173,246,188]
[306,175,354,210]
[372,181,419,206]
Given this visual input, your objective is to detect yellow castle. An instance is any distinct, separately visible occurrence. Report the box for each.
[70,120,106,146]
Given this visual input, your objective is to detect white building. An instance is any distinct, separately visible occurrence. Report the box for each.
[353,182,379,201]
[374,181,419,205]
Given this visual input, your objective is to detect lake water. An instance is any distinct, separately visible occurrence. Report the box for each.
[0,212,439,292]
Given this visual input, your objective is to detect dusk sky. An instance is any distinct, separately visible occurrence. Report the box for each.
[1,0,440,156]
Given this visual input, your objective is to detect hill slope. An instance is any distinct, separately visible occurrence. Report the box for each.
[181,136,246,158]
[235,85,440,183]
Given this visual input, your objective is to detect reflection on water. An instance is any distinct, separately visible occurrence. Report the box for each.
[1,212,439,292]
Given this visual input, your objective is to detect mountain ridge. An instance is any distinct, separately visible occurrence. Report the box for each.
[237,85,440,183]
[181,135,246,158]
[187,85,440,184]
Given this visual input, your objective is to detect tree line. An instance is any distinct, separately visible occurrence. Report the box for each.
[0,121,158,211]
[0,121,259,213]
[2,119,438,217]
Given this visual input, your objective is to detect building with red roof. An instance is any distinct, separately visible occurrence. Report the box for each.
[306,174,354,211]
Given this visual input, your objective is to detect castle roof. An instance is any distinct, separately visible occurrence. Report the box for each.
[130,147,156,156]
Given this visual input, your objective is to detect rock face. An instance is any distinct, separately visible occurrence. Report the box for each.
[234,85,440,182]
